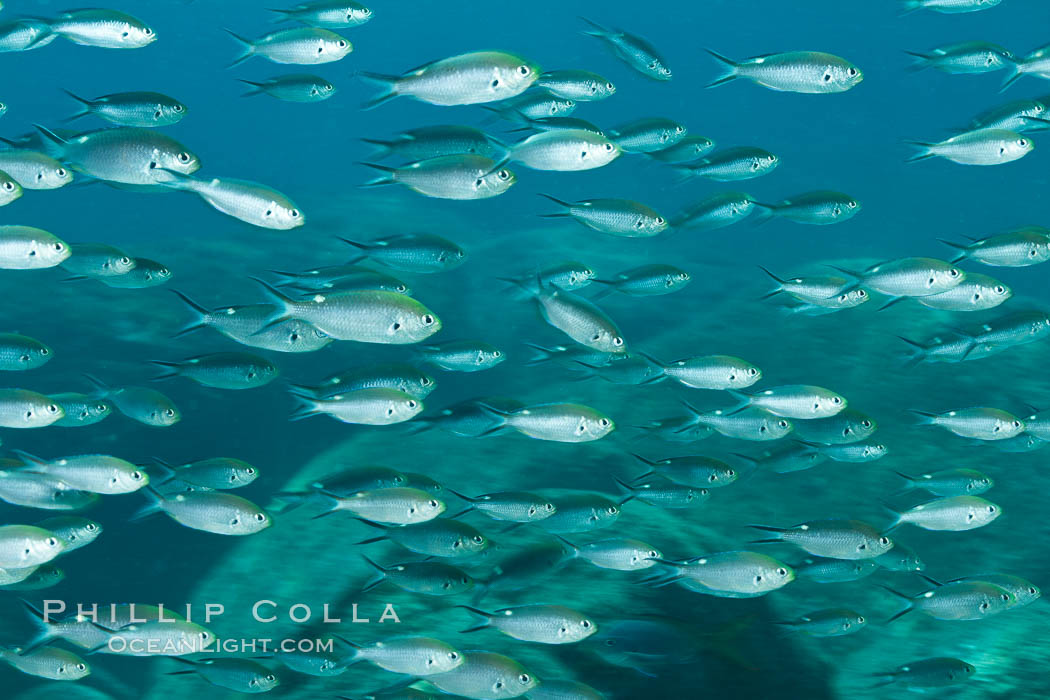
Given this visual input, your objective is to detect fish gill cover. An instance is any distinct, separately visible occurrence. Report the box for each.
[0,0,1048,698]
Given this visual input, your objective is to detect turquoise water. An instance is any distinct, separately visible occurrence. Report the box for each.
[1,1,1050,698]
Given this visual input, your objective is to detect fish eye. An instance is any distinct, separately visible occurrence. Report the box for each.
[472,534,484,544]
[86,523,98,532]
[604,143,614,151]
[518,65,531,75]
[778,420,788,428]
[988,505,997,513]
[338,40,347,48]
[254,513,266,521]
[776,567,788,576]
[832,397,843,404]
[144,27,153,35]
[290,209,300,218]
[132,471,144,480]
[656,217,665,225]
[2,181,13,191]
[57,168,67,177]
[612,337,624,347]
[847,67,858,77]
[47,404,60,413]
[519,674,531,684]
[1020,138,1029,147]
[581,619,592,627]
[1001,593,1010,601]
[599,418,610,427]
[879,536,890,545]
[606,506,618,515]
[861,420,872,427]
[173,104,184,112]
[177,152,191,163]
[995,285,1006,293]
[1030,587,1038,594]
[422,314,435,325]
[363,7,372,15]
[847,201,857,208]
[498,169,510,180]
[949,268,961,277]
[47,537,58,547]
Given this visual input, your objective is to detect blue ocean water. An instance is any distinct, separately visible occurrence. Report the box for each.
[1,0,1049,698]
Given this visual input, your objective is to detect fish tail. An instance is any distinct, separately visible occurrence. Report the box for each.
[903,140,936,163]
[537,192,572,209]
[578,16,612,37]
[876,296,905,312]
[611,475,637,497]
[897,0,923,15]
[310,492,344,519]
[629,452,658,467]
[902,50,930,71]
[747,524,786,537]
[33,124,69,147]
[1000,62,1023,93]
[288,392,322,422]
[521,342,559,364]
[20,600,57,652]
[169,290,210,338]
[894,336,925,368]
[360,137,393,159]
[60,89,92,121]
[908,409,938,425]
[129,487,165,522]
[61,88,91,106]
[338,237,370,253]
[250,277,294,327]
[358,162,396,187]
[150,457,176,485]
[455,605,492,632]
[705,49,739,88]
[224,29,255,68]
[551,533,580,555]
[357,72,400,110]
[877,585,914,622]
[236,79,264,97]
[148,360,180,382]
[446,487,477,503]
[82,373,111,398]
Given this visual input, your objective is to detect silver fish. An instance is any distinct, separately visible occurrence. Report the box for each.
[0,389,63,427]
[271,264,411,294]
[908,128,1033,165]
[0,525,65,568]
[313,487,444,525]
[776,609,867,637]
[168,658,279,693]
[608,118,687,153]
[363,125,503,161]
[160,172,303,229]
[481,402,615,442]
[151,352,279,390]
[361,51,539,108]
[647,135,717,163]
[559,536,661,571]
[948,574,1040,609]
[901,0,1002,13]
[750,519,893,559]
[91,257,171,288]
[449,490,555,522]
[36,125,200,186]
[968,99,1049,132]
[833,257,964,298]
[682,405,793,441]
[289,387,423,424]
[677,146,778,181]
[0,19,56,52]
[428,651,538,699]
[270,2,373,28]
[12,451,148,495]
[360,555,474,596]
[171,292,332,353]
[0,468,99,511]
[460,604,596,644]
[135,489,271,536]
[342,233,466,272]
[62,243,135,278]
[417,340,504,372]
[0,646,89,680]
[63,90,186,127]
[537,70,616,100]
[357,519,488,558]
[940,227,1050,266]
[581,18,671,80]
[793,409,877,444]
[363,155,516,199]
[648,550,795,597]
[671,191,755,230]
[485,92,576,122]
[873,657,976,690]
[539,194,667,237]
[631,453,738,487]
[884,580,1013,621]
[299,363,434,399]
[894,467,993,496]
[917,272,1011,310]
[51,9,156,49]
[228,27,351,66]
[707,50,863,92]
[538,493,622,534]
[0,225,70,269]
[0,150,72,189]
[85,376,181,427]
[342,636,462,675]
[803,441,887,463]
[913,406,1024,440]
[647,353,761,390]
[240,73,336,102]
[0,333,51,370]
[154,457,258,490]
[616,475,709,509]
[591,264,691,297]
[891,495,1000,531]
[794,557,879,583]
[729,384,847,419]
[510,129,621,171]
[755,191,861,225]
[37,516,102,552]
[906,41,1012,74]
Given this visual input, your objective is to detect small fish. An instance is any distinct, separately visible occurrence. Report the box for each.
[872,657,976,690]
[480,402,615,442]
[85,375,180,427]
[0,225,70,268]
[0,19,56,52]
[615,475,709,509]
[646,135,717,163]
[646,550,795,597]
[802,441,887,463]
[676,146,778,181]
[525,680,605,700]
[91,619,215,656]
[608,118,687,153]
[557,536,661,571]
[0,564,64,591]
[508,115,606,135]
[581,18,671,80]
[537,70,616,101]
[965,309,1050,347]
[894,468,993,496]
[948,574,1040,609]
[449,490,556,522]
[732,444,826,474]
[539,194,667,237]
[427,651,538,699]
[794,557,879,583]
[538,493,623,534]
[681,404,793,441]
[0,150,72,189]
[793,409,877,444]
[360,51,539,108]
[62,243,136,279]
[51,9,156,49]
[591,264,691,297]
[484,92,576,122]
[36,125,200,186]
[776,609,867,637]
[356,518,489,558]
[518,281,627,353]
[133,488,271,536]
[572,352,664,385]
[341,636,461,675]
[0,333,51,370]
[89,257,171,289]
[707,50,863,93]
[906,41,1012,74]
[342,233,466,273]
[728,385,847,419]
[754,191,861,225]
[631,453,738,487]
[271,264,411,294]
[159,172,303,230]
[154,457,258,490]
[459,604,596,644]
[227,27,351,67]
[509,129,621,171]
[363,125,503,161]
[646,353,761,390]
[0,389,64,428]
[313,487,444,525]
[289,387,423,424]
[168,658,279,693]
[917,272,1011,311]
[896,332,990,365]
[832,257,964,300]
[412,396,523,438]
[299,363,434,399]
[671,191,755,230]
[360,556,474,596]
[37,516,102,552]
[254,279,441,344]
[240,74,336,102]
[0,646,89,680]
[12,451,148,495]
[874,541,925,571]
[901,0,1001,14]
[940,227,1050,267]
[890,495,1001,531]
[882,580,1013,621]
[503,261,596,293]
[171,292,332,353]
[0,470,99,511]
[63,90,185,127]
[151,352,279,390]
[309,467,408,494]
[362,155,516,200]
[0,168,21,204]
[907,128,1033,165]
[912,406,1024,440]
[270,2,373,28]
[750,519,893,559]
[268,647,344,677]
[0,525,65,568]
[968,99,1049,132]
